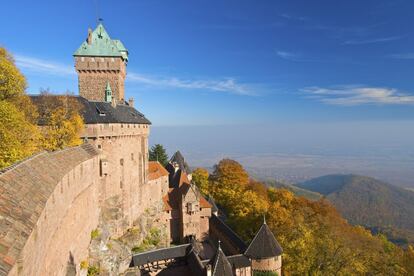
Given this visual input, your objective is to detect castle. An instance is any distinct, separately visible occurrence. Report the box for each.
[0,24,282,276]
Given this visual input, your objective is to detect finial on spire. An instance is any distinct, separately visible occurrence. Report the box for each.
[218,240,221,249]
[263,214,267,225]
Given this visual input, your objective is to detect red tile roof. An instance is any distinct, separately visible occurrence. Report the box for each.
[148,161,169,181]
[200,196,212,209]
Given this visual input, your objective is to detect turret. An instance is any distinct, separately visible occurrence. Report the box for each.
[105,82,112,103]
[206,241,233,276]
[244,218,283,275]
[74,23,128,102]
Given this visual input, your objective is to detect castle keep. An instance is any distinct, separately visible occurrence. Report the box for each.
[0,24,283,276]
[74,24,127,103]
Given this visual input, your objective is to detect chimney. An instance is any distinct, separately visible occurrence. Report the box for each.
[111,97,117,108]
[128,97,134,107]
[87,28,92,45]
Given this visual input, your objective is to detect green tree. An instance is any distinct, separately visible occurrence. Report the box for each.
[149,144,169,166]
[192,168,210,195]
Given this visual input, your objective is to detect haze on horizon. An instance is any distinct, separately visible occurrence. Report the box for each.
[1,0,413,187]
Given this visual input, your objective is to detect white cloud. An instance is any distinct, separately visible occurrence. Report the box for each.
[279,13,307,21]
[389,53,414,60]
[14,55,76,76]
[276,51,299,61]
[13,54,256,96]
[127,73,255,96]
[343,36,402,45]
[303,86,414,106]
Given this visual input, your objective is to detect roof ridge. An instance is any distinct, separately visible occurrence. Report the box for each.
[0,151,47,175]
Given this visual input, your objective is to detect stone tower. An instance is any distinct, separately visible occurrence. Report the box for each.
[244,218,283,275]
[74,23,128,102]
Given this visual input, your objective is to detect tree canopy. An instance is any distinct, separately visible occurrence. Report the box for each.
[149,144,169,167]
[0,47,84,169]
[0,48,27,102]
[192,168,210,195]
[0,101,40,168]
[36,91,84,150]
[195,159,414,275]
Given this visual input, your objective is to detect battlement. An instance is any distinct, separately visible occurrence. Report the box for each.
[75,56,126,72]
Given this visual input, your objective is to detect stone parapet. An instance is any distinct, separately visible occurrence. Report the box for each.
[82,123,150,139]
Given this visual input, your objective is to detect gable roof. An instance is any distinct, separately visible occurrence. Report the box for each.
[208,197,219,213]
[200,196,212,209]
[209,244,233,276]
[74,23,128,61]
[209,215,247,254]
[148,161,169,181]
[244,222,283,259]
[30,95,151,125]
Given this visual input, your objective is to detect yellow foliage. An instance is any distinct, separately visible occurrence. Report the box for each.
[0,101,40,169]
[192,168,210,196]
[37,93,84,151]
[207,158,414,275]
[0,47,85,168]
[0,47,27,102]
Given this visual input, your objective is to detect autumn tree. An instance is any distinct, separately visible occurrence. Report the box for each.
[149,144,169,167]
[209,159,249,207]
[0,101,40,168]
[192,168,210,196]
[0,47,41,168]
[208,158,414,275]
[0,47,26,102]
[36,91,84,150]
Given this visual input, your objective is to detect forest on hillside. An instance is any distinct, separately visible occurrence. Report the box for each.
[298,174,414,247]
[192,160,414,275]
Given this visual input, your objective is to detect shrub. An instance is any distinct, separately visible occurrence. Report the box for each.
[90,229,100,240]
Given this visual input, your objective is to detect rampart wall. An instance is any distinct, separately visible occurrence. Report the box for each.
[0,144,100,275]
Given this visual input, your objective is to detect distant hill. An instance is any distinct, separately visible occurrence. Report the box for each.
[297,174,414,246]
[264,179,322,201]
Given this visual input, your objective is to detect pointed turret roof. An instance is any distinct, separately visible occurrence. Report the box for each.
[74,23,128,61]
[209,242,233,276]
[244,220,283,259]
[169,151,190,174]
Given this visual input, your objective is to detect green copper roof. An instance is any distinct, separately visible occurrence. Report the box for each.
[105,82,112,102]
[74,24,128,61]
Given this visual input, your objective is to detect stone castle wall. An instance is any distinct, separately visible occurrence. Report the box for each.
[251,256,282,275]
[83,123,150,236]
[0,145,100,275]
[0,122,167,275]
[75,56,126,102]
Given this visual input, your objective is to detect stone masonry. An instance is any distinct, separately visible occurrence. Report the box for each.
[75,57,126,102]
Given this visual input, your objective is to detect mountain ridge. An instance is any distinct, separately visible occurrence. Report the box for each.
[297,174,414,245]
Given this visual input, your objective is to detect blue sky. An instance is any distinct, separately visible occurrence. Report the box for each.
[1,0,414,126]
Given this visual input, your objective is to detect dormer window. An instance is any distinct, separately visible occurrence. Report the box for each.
[96,106,106,116]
